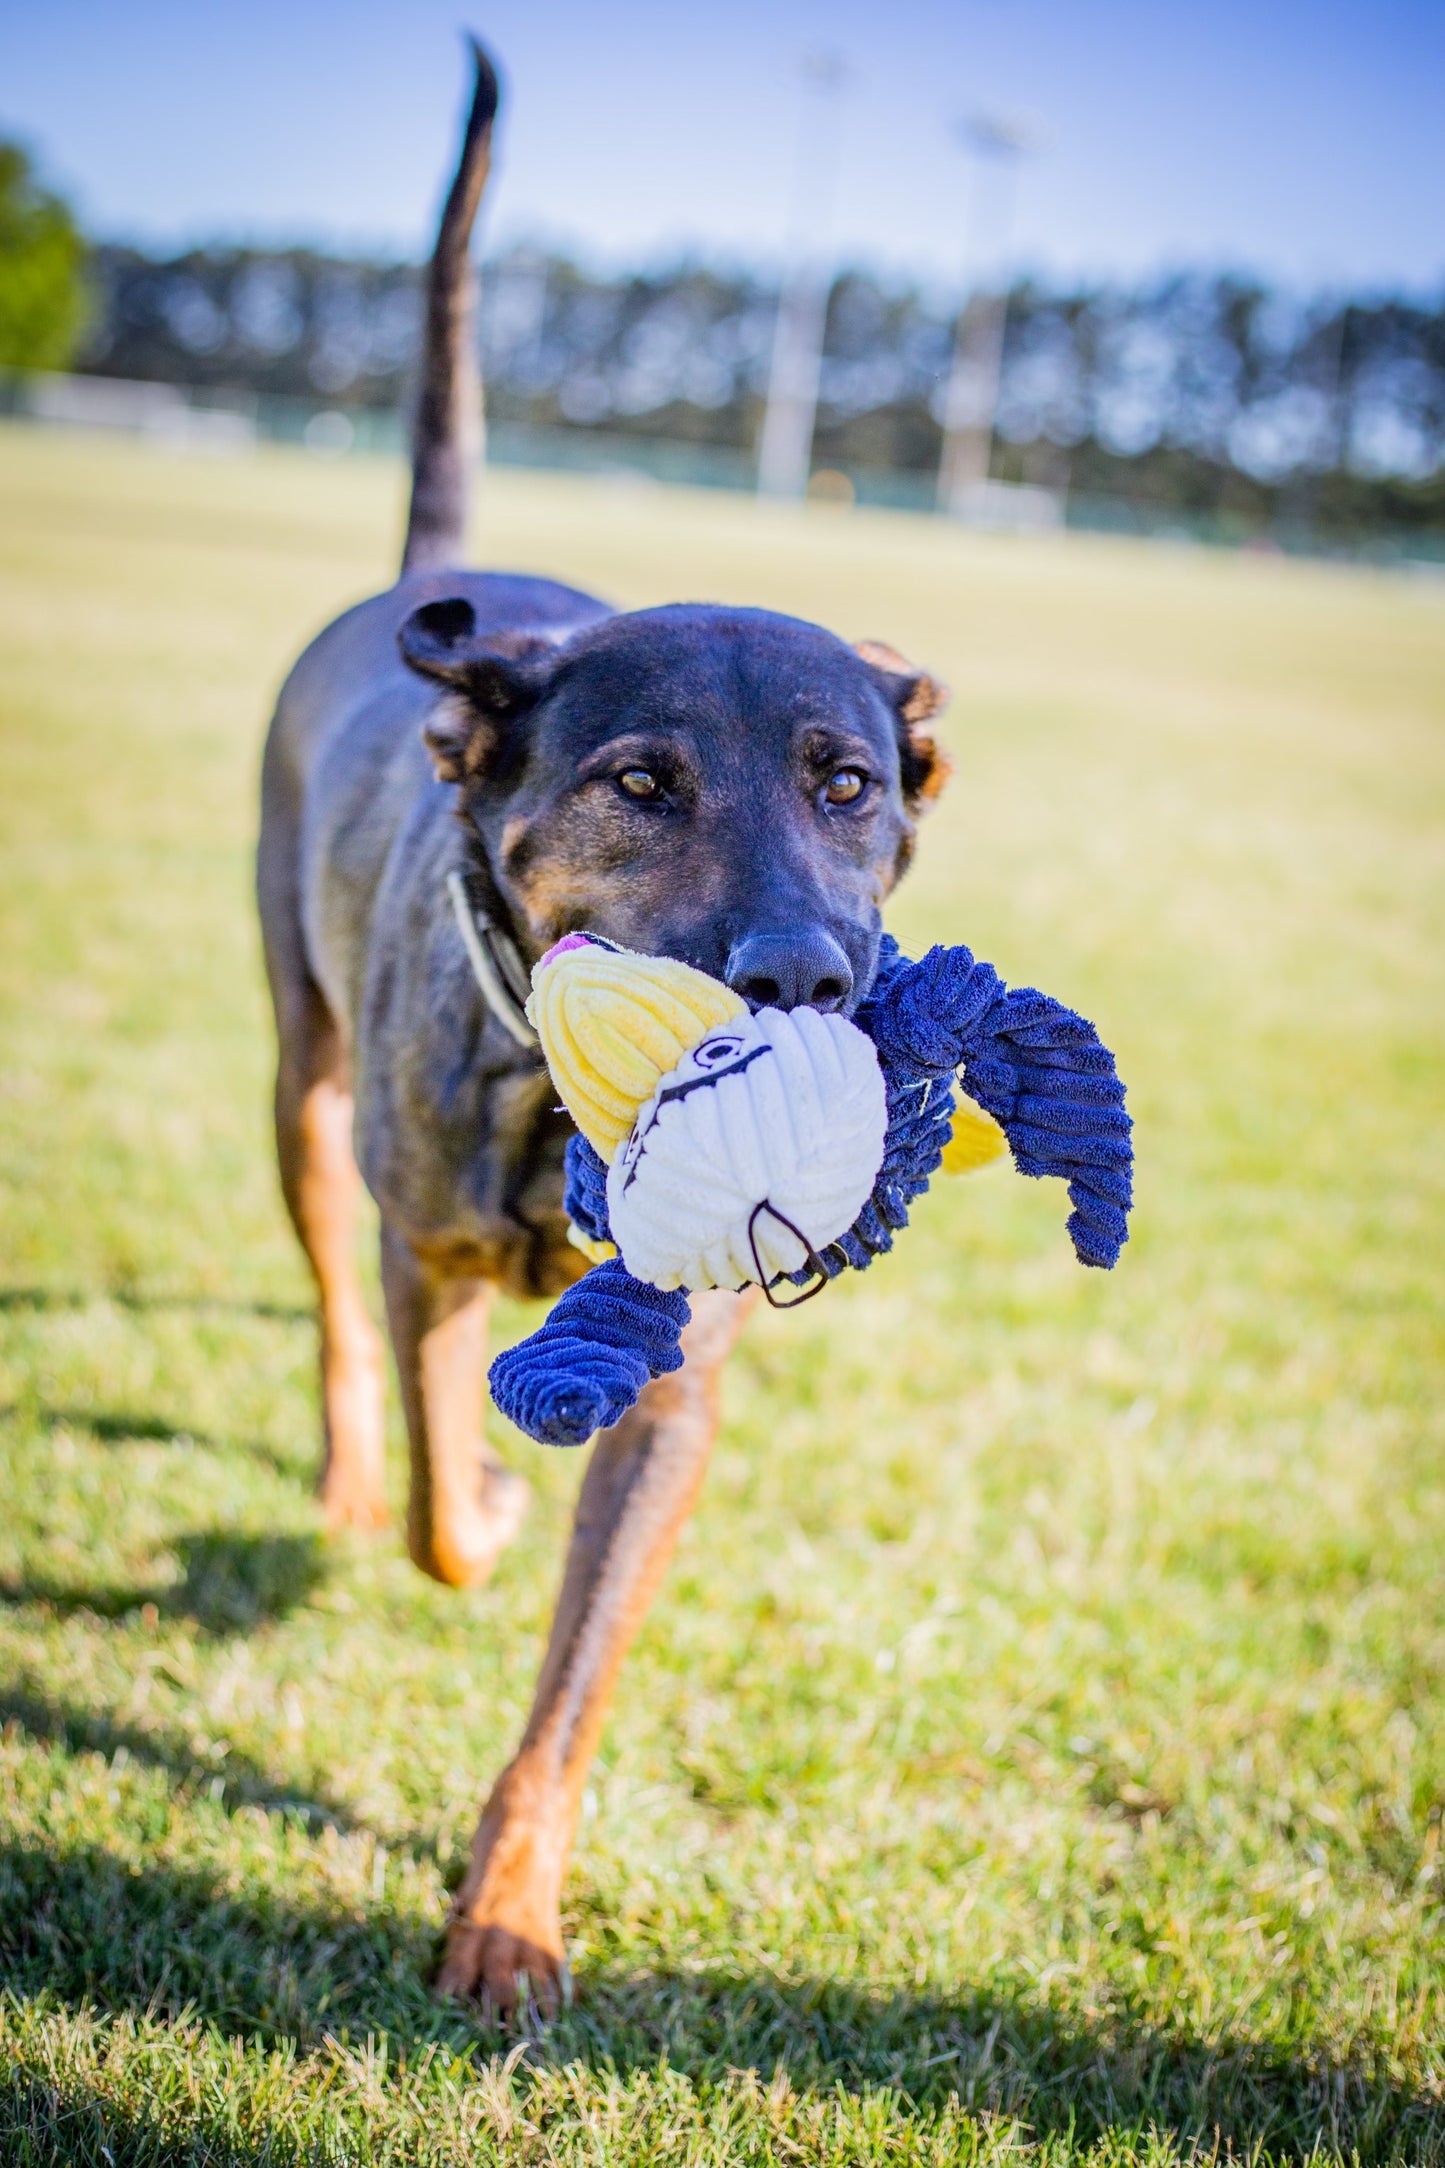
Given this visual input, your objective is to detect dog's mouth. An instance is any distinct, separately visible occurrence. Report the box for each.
[531,923,870,1019]
[536,930,625,971]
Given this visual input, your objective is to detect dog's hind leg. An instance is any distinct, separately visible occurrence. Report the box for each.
[272,976,390,1533]
[259,782,389,1533]
[435,1287,753,2014]
[380,1227,530,1589]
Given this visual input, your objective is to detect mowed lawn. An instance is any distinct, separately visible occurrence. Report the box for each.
[0,422,1442,2167]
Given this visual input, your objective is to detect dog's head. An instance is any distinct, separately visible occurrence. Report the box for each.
[399,598,951,1013]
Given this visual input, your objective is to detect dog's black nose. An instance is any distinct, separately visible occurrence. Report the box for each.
[725,930,854,1013]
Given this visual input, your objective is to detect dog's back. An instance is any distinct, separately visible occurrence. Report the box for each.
[260,569,603,1078]
[257,44,612,1280]
[259,42,608,1086]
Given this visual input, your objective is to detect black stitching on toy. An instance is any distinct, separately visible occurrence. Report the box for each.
[748,1200,829,1309]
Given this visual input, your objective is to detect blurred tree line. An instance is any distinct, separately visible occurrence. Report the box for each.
[3,135,1442,542]
[76,242,1445,539]
[0,144,87,371]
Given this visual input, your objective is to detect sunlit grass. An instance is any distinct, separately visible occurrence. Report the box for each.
[0,423,1442,2164]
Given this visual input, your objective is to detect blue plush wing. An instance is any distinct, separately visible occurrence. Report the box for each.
[488,1253,689,1447]
[862,939,1133,1269]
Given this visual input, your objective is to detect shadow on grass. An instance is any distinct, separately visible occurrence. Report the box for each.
[47,1406,215,1448]
[0,1691,449,1872]
[0,1834,1436,2166]
[0,1530,326,1634]
[0,1284,310,1325]
[5,1401,298,1477]
[0,1688,369,1847]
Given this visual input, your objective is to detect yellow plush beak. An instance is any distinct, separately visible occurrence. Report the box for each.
[527,940,747,1160]
[940,1097,1009,1175]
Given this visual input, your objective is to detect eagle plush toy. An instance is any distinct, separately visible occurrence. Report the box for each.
[490,932,1134,1446]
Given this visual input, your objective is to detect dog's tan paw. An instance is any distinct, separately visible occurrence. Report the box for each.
[436,1916,570,2017]
[410,1465,531,1588]
[322,1488,392,1534]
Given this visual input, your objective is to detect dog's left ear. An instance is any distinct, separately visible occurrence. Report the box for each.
[399,597,563,783]
[855,639,953,810]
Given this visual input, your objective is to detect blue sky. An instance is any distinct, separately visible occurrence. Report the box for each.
[4,0,1442,293]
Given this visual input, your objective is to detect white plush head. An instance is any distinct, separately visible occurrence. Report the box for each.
[605,1006,888,1293]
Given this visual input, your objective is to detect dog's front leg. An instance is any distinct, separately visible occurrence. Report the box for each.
[437,1287,753,2013]
[380,1227,530,1588]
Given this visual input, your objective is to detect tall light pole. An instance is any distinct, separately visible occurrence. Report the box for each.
[937,112,1037,518]
[757,50,848,500]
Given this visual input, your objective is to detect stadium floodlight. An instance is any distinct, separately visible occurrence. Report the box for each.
[937,109,1045,518]
[955,110,1044,161]
[757,51,849,501]
[799,45,849,94]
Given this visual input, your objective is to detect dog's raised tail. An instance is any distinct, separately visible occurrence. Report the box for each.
[400,38,499,575]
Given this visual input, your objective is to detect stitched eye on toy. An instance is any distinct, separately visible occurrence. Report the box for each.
[823,766,868,806]
[693,1035,744,1069]
[617,768,662,801]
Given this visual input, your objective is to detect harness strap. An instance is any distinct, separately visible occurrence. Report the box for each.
[445,868,538,1049]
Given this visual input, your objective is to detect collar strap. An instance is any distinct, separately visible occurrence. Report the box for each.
[445,869,538,1050]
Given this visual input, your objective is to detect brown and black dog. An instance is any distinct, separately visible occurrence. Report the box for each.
[256,41,951,2011]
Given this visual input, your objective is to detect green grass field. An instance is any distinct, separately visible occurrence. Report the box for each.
[0,422,1442,2166]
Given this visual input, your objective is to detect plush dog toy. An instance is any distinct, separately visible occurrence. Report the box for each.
[490,933,1133,1446]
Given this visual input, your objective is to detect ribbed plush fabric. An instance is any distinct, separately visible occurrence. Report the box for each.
[865,936,1133,1272]
[488,936,1133,1445]
[527,941,746,1159]
[563,1130,611,1248]
[488,1255,690,1447]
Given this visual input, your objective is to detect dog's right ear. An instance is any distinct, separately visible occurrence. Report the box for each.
[398,597,561,783]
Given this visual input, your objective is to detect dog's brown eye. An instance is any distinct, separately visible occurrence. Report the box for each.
[824,767,867,805]
[618,768,662,801]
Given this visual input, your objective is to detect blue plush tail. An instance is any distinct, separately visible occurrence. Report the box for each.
[488,1252,690,1447]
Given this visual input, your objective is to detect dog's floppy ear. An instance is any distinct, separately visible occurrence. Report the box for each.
[399,597,562,783]
[855,639,953,811]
